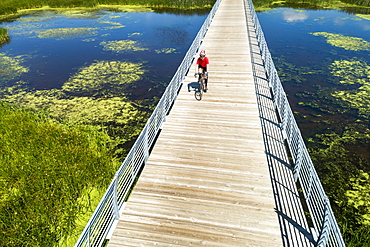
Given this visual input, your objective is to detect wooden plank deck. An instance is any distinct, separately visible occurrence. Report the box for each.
[107,0,283,245]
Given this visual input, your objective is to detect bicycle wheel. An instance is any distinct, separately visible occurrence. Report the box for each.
[195,88,202,100]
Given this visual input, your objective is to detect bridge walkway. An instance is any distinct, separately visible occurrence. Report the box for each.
[107,0,289,245]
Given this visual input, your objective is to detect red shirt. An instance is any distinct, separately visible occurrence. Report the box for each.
[196,57,209,67]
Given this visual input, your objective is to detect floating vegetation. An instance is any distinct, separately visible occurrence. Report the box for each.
[100,40,148,52]
[330,59,370,117]
[154,48,178,54]
[5,92,141,126]
[99,21,126,29]
[96,5,153,13]
[82,38,96,42]
[37,27,98,39]
[128,32,142,37]
[346,171,370,226]
[0,60,147,126]
[0,27,7,42]
[62,60,145,96]
[311,32,370,51]
[0,53,29,84]
[356,14,370,20]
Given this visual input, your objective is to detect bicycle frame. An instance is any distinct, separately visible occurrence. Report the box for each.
[195,72,206,101]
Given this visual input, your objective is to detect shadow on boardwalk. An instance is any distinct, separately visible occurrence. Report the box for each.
[245,3,316,246]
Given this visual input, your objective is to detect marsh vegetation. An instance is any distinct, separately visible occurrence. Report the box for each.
[0,1,210,246]
[0,0,369,246]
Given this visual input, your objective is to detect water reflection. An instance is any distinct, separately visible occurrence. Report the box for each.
[282,9,309,22]
[0,9,206,90]
[257,7,370,159]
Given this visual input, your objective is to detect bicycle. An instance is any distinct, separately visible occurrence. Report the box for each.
[194,72,207,101]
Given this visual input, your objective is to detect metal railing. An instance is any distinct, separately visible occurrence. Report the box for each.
[74,1,221,246]
[246,0,345,246]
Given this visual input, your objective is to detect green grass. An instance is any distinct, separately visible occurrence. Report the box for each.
[0,0,215,16]
[0,101,119,247]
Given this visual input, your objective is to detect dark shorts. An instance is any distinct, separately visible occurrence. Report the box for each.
[198,66,207,72]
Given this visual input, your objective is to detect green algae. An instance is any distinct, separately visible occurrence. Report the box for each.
[128,32,142,37]
[0,60,147,126]
[62,60,145,96]
[346,171,370,226]
[154,48,178,54]
[37,27,98,39]
[82,38,96,42]
[100,40,149,53]
[95,5,153,13]
[16,5,152,16]
[330,59,370,117]
[98,21,126,30]
[311,32,370,51]
[356,14,370,20]
[0,53,29,84]
[0,27,8,46]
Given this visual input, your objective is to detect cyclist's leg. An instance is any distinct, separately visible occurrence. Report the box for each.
[203,67,208,91]
[198,67,204,81]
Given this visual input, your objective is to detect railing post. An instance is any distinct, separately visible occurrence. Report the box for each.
[293,141,302,182]
[143,126,150,163]
[305,170,314,202]
[113,173,120,220]
[316,197,330,247]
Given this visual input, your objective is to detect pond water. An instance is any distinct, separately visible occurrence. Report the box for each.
[0,9,208,151]
[257,8,370,156]
[0,8,207,103]
[1,6,368,160]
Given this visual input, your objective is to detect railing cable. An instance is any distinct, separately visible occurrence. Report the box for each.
[245,0,345,246]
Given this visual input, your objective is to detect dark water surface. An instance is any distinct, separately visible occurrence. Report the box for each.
[0,9,207,95]
[257,8,370,139]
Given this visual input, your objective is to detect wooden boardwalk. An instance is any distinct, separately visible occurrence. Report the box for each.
[107,0,284,245]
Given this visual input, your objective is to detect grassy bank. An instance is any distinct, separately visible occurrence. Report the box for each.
[0,0,215,17]
[0,27,9,47]
[253,0,370,13]
[0,101,119,246]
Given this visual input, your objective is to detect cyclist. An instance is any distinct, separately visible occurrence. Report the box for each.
[194,50,209,91]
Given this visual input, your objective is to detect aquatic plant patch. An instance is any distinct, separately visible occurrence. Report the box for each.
[0,53,29,84]
[0,27,9,46]
[100,40,149,52]
[62,60,146,96]
[37,27,99,39]
[311,32,370,51]
[99,21,126,30]
[330,59,370,117]
[346,171,370,226]
[155,48,178,54]
[0,60,148,126]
